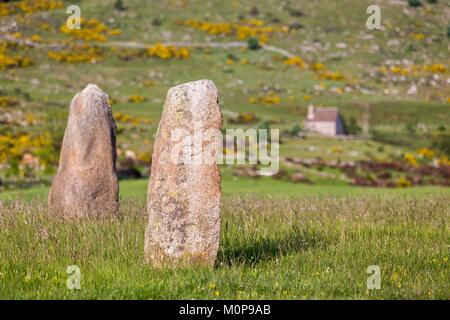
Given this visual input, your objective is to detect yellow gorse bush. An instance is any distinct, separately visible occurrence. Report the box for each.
[416,148,435,159]
[0,96,19,107]
[183,19,288,42]
[282,56,347,82]
[17,0,63,14]
[146,43,190,60]
[381,64,447,76]
[0,133,53,165]
[0,0,62,16]
[312,62,326,71]
[48,45,103,63]
[0,40,33,70]
[396,177,412,188]
[317,71,346,81]
[60,18,121,42]
[331,146,343,154]
[404,153,418,167]
[0,52,33,70]
[127,95,147,103]
[0,3,14,16]
[248,95,281,105]
[438,156,450,166]
[422,64,447,74]
[283,56,307,69]
[114,112,152,125]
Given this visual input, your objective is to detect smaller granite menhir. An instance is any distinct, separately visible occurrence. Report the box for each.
[144,79,222,268]
[48,84,119,218]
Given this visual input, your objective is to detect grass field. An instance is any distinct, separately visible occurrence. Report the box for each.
[0,194,448,299]
[0,181,449,299]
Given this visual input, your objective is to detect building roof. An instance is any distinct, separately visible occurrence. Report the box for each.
[307,107,339,122]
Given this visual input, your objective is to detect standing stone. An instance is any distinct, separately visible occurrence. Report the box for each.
[144,79,222,267]
[48,84,118,218]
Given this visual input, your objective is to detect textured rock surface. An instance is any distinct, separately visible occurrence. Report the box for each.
[48,84,118,218]
[145,79,222,267]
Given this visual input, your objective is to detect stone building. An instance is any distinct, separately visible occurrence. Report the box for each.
[303,105,344,136]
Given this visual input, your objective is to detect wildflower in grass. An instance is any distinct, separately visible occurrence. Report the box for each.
[30,35,43,43]
[331,146,343,155]
[140,80,156,87]
[108,29,122,36]
[108,98,116,106]
[413,33,425,41]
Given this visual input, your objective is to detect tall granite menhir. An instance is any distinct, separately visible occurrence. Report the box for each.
[48,84,119,218]
[145,79,222,267]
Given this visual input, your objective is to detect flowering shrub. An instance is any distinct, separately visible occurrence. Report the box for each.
[60,18,121,42]
[127,95,147,103]
[48,45,103,63]
[0,0,62,16]
[417,148,435,159]
[317,71,346,81]
[114,112,152,125]
[0,51,33,70]
[331,146,343,155]
[182,19,288,42]
[312,63,326,71]
[0,3,14,16]
[438,156,450,166]
[248,95,281,105]
[422,64,447,74]
[380,63,448,76]
[0,96,19,107]
[16,0,62,14]
[283,56,307,69]
[396,177,412,188]
[0,133,55,177]
[229,112,259,124]
[146,43,190,60]
[404,153,419,167]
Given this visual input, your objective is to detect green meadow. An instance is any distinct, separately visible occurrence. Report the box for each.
[1,0,449,299]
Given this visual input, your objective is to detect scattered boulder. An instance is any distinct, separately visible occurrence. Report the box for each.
[48,84,119,218]
[144,79,222,268]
